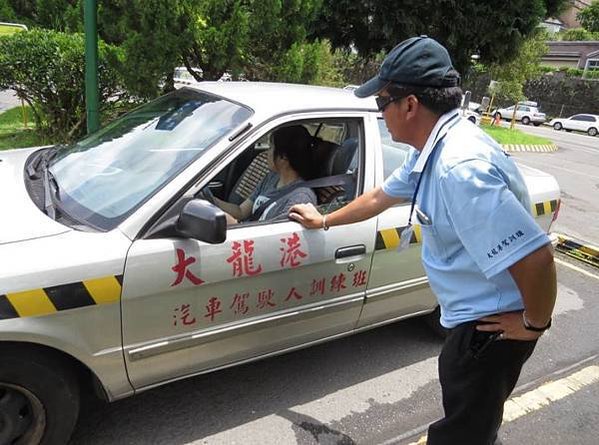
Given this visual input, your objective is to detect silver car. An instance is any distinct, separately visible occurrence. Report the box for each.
[494,102,546,126]
[0,83,561,444]
[549,114,599,137]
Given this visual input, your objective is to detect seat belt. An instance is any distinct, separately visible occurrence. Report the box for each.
[247,173,353,221]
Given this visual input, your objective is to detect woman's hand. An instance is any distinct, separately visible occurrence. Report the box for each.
[288,203,324,229]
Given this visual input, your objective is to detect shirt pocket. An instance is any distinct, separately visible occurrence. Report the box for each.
[419,223,449,260]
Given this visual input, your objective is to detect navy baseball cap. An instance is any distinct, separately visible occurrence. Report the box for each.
[354,36,461,98]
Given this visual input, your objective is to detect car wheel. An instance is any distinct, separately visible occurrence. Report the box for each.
[522,116,530,125]
[0,345,80,445]
[588,127,598,137]
[468,116,476,124]
[423,306,449,339]
[553,122,562,131]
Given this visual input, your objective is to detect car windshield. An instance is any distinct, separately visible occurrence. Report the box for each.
[49,88,252,230]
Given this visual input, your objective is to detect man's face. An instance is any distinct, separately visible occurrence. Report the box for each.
[377,91,409,143]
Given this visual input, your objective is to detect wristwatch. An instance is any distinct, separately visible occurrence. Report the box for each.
[522,311,552,332]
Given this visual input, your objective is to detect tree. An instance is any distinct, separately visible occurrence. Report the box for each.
[312,0,569,77]
[0,28,125,141]
[487,30,548,105]
[577,0,599,32]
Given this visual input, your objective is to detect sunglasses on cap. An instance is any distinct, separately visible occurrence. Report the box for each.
[375,95,403,112]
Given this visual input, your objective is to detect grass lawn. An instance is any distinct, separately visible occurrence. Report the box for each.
[482,125,552,146]
[0,24,27,37]
[0,106,47,151]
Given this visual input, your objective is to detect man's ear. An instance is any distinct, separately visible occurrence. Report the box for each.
[405,95,420,118]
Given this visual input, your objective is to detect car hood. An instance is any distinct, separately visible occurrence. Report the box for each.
[0,147,71,245]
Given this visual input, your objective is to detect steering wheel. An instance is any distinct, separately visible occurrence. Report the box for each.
[198,186,216,204]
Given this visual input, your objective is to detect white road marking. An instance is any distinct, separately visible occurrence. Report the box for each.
[555,257,599,281]
[407,365,599,445]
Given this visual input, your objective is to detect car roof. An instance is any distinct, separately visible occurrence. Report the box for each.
[185,81,378,116]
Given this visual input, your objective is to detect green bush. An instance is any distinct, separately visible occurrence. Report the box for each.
[0,28,126,142]
[560,28,599,41]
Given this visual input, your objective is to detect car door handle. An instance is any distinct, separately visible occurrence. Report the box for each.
[335,244,366,259]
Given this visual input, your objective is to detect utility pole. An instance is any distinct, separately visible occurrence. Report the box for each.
[84,0,100,134]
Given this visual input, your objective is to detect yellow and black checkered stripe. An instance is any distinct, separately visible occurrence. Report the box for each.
[532,199,558,217]
[0,275,123,321]
[375,225,422,251]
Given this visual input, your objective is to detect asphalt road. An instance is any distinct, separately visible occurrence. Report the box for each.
[69,255,599,445]
[511,123,599,246]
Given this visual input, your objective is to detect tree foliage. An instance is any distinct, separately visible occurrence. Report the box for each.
[486,30,548,103]
[313,0,569,77]
[559,27,599,41]
[0,28,125,141]
[577,0,599,32]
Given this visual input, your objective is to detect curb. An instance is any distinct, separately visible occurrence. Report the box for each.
[502,144,558,153]
[554,233,599,269]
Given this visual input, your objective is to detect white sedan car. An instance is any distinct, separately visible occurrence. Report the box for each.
[0,83,560,444]
[549,114,599,137]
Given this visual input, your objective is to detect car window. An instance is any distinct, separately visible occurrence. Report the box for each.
[579,115,594,122]
[517,106,530,112]
[377,119,410,179]
[49,88,253,230]
[570,115,584,121]
[180,118,364,227]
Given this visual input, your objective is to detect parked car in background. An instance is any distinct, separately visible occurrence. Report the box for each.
[549,114,599,137]
[462,108,481,125]
[0,83,561,445]
[493,101,546,126]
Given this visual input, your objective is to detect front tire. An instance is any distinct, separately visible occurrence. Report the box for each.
[468,116,476,124]
[521,116,531,125]
[553,122,562,131]
[0,346,80,445]
[588,127,598,137]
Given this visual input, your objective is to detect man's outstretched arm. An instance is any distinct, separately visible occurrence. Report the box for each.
[289,186,405,229]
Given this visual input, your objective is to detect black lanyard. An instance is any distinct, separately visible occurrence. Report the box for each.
[408,112,460,225]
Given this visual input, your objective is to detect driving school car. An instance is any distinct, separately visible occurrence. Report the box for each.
[0,82,560,444]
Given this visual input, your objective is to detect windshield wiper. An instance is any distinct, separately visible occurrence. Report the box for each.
[29,147,60,218]
[27,146,59,179]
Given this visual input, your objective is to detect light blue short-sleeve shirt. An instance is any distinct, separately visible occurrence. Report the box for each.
[383,112,550,328]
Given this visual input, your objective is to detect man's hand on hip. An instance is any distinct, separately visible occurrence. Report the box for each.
[476,311,543,341]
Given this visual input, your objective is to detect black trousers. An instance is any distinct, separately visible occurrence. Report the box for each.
[427,320,537,445]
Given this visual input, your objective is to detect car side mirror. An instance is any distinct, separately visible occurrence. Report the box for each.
[176,199,227,244]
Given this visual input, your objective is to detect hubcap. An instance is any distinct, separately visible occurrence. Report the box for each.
[0,384,45,445]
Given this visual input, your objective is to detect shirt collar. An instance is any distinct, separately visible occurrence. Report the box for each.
[411,108,461,174]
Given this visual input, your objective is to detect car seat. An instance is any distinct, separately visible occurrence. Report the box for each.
[227,150,270,204]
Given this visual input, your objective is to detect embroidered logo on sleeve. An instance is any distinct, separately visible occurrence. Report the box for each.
[487,230,525,259]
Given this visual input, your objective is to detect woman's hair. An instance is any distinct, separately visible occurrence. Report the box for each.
[272,125,314,180]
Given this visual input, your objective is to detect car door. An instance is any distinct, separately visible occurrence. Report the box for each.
[566,115,584,131]
[357,114,437,329]
[120,113,377,389]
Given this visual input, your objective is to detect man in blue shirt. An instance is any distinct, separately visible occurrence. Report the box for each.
[290,36,557,444]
